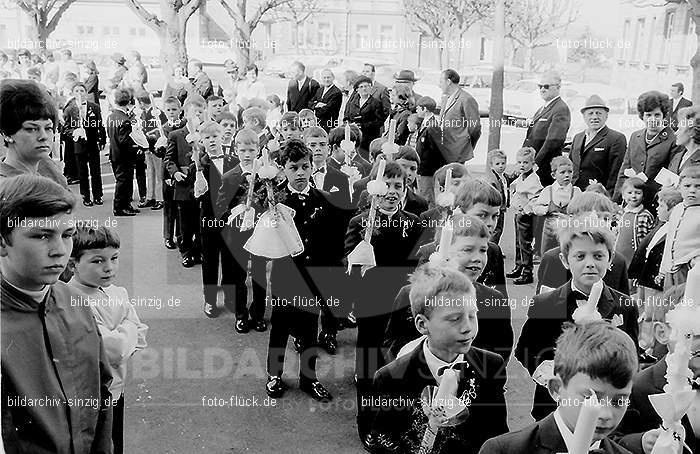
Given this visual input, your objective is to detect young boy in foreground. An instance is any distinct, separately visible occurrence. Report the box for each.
[480,321,638,454]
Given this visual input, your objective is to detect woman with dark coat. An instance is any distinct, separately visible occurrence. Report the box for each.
[343,75,384,159]
[83,60,101,104]
[383,83,414,146]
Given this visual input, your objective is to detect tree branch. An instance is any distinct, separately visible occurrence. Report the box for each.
[125,0,164,32]
[180,0,202,21]
[249,0,290,29]
[46,0,78,34]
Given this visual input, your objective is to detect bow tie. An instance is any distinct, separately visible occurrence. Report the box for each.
[437,360,470,377]
[292,192,306,200]
[209,155,224,161]
[313,167,326,174]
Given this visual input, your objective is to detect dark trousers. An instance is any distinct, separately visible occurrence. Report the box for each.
[162,181,178,241]
[175,200,200,259]
[111,160,134,211]
[62,138,79,180]
[201,229,235,306]
[227,243,266,321]
[135,155,147,200]
[76,151,103,200]
[318,267,349,336]
[492,208,506,244]
[533,215,545,257]
[356,313,391,437]
[112,393,124,454]
[514,212,534,273]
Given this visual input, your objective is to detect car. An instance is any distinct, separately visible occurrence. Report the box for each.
[459,65,526,117]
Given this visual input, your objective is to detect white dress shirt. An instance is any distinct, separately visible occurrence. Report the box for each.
[297,76,307,91]
[422,339,464,383]
[287,182,310,196]
[553,408,601,452]
[312,163,327,189]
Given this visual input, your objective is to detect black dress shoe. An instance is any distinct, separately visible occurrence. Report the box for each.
[293,337,304,353]
[203,302,220,318]
[67,178,80,185]
[192,254,203,265]
[265,375,287,398]
[182,256,195,268]
[93,197,103,205]
[151,201,164,210]
[299,380,332,402]
[138,199,152,208]
[513,273,534,285]
[251,319,267,332]
[113,209,137,216]
[235,318,249,333]
[82,198,93,207]
[164,239,177,249]
[506,266,523,278]
[318,332,337,355]
[125,206,140,214]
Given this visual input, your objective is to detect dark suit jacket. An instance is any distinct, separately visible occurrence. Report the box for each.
[161,120,186,182]
[355,188,428,218]
[668,145,700,174]
[106,108,137,163]
[326,155,372,179]
[669,96,693,131]
[190,152,238,233]
[286,77,320,113]
[84,73,101,104]
[536,246,630,296]
[515,281,639,421]
[479,413,633,454]
[192,70,213,99]
[384,282,513,364]
[319,164,351,210]
[416,115,444,177]
[164,125,196,201]
[312,84,342,131]
[523,97,571,186]
[343,95,384,153]
[385,107,411,146]
[372,341,508,454]
[570,125,627,195]
[215,164,266,251]
[437,88,481,163]
[613,127,679,208]
[63,99,105,155]
[141,107,168,155]
[627,224,666,291]
[615,357,698,454]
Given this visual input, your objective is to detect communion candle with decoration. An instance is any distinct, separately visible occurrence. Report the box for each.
[437,219,454,256]
[571,392,602,454]
[387,119,397,145]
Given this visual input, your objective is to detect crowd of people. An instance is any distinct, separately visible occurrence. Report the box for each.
[1,48,699,454]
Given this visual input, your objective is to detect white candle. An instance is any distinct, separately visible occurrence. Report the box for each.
[345,122,351,142]
[435,368,459,406]
[571,392,602,454]
[586,279,604,312]
[387,119,397,144]
[262,148,270,167]
[438,219,453,256]
[375,159,386,182]
[445,168,453,192]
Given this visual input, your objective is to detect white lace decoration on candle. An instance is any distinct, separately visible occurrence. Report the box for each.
[623,168,648,182]
[571,279,604,324]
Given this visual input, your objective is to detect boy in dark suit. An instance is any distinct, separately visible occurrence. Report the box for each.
[303,126,353,353]
[614,283,699,454]
[368,265,508,454]
[481,321,638,454]
[164,94,206,267]
[241,106,275,152]
[217,111,238,159]
[106,88,140,216]
[63,81,105,206]
[486,149,517,244]
[417,163,471,245]
[216,128,267,333]
[384,213,513,364]
[265,139,339,402]
[326,124,372,179]
[536,192,630,296]
[190,121,239,319]
[137,92,167,210]
[515,217,639,421]
[160,96,186,249]
[350,137,387,205]
[345,160,424,442]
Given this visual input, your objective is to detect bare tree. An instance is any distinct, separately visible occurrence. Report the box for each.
[268,0,322,53]
[488,0,505,150]
[668,0,700,105]
[449,0,492,67]
[404,0,451,69]
[218,0,291,67]
[504,0,579,72]
[125,0,203,78]
[12,0,79,49]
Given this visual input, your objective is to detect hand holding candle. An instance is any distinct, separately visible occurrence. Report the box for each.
[572,279,604,324]
[571,391,602,454]
[340,122,355,154]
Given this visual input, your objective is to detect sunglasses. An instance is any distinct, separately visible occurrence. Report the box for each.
[538,84,559,90]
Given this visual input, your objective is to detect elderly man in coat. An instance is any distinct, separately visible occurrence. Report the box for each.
[434,68,481,163]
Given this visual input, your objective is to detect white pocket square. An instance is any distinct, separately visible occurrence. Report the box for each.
[538,118,548,122]
[330,186,339,193]
[594,147,604,151]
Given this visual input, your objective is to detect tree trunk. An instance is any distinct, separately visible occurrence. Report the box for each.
[693,11,700,106]
[488,0,505,151]
[295,22,300,53]
[158,11,189,79]
[524,45,533,73]
[438,45,444,70]
[231,24,252,67]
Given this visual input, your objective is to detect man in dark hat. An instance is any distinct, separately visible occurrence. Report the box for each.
[393,69,423,106]
[108,52,128,90]
[570,94,627,195]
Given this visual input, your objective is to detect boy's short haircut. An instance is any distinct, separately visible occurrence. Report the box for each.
[567,192,617,215]
[0,175,77,241]
[280,112,300,130]
[369,137,388,160]
[487,149,507,167]
[621,176,645,192]
[267,94,281,106]
[199,120,222,136]
[369,160,406,185]
[234,128,259,145]
[207,95,223,104]
[216,111,237,124]
[163,96,181,108]
[71,225,121,261]
[554,321,638,388]
[585,182,609,197]
[455,179,502,210]
[302,126,328,141]
[113,88,133,107]
[436,213,489,243]
[328,125,361,147]
[72,82,87,92]
[657,187,683,210]
[395,146,419,163]
[416,96,438,114]
[183,94,206,110]
[278,138,310,165]
[650,283,686,323]
[433,163,471,188]
[242,107,267,128]
[409,264,476,319]
[247,98,269,110]
[679,164,700,181]
[559,219,615,258]
[550,155,573,173]
[516,147,536,161]
[298,108,315,119]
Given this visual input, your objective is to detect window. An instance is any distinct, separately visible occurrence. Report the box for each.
[129,27,136,36]
[379,24,394,45]
[77,25,85,35]
[632,18,645,61]
[662,10,675,63]
[355,24,370,49]
[103,26,110,35]
[622,19,631,60]
[139,28,145,37]
[86,26,94,35]
[112,27,119,35]
[646,17,656,62]
[317,22,331,49]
